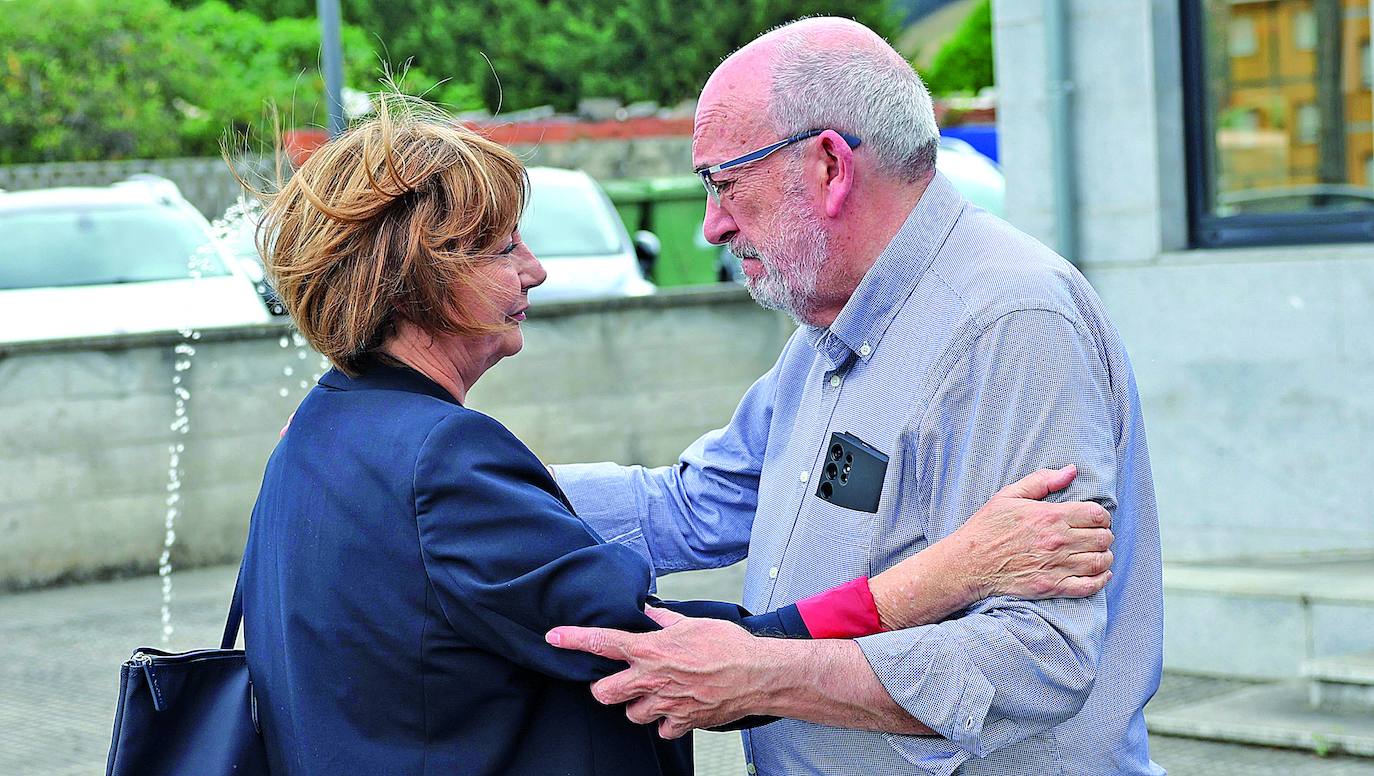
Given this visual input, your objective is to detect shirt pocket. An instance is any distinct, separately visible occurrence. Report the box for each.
[794,496,878,581]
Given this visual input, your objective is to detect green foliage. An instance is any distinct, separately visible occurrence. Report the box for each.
[0,0,460,162]
[174,0,903,113]
[4,0,903,162]
[918,0,993,96]
[1,0,191,162]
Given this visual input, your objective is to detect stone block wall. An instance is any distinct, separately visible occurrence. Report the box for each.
[0,288,792,589]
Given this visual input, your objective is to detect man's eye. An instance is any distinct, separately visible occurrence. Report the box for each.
[716,179,735,193]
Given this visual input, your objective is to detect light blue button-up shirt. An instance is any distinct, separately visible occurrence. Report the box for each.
[556,173,1165,776]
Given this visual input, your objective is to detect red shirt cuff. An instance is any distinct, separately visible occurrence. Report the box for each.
[794,576,884,638]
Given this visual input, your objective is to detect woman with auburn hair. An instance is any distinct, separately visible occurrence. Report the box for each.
[239,95,1113,775]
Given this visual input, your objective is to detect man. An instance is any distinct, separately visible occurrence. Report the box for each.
[547,17,1163,776]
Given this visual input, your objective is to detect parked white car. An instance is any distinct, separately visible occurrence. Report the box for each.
[521,167,657,304]
[935,136,1005,217]
[0,179,270,344]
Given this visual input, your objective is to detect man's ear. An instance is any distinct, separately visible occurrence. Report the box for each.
[816,129,855,219]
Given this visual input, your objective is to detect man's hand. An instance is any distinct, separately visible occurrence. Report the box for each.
[548,607,935,737]
[869,464,1113,630]
[546,607,767,739]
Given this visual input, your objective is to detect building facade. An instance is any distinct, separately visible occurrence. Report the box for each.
[994,0,1374,681]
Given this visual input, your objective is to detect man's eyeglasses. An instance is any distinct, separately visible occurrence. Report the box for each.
[693,129,863,205]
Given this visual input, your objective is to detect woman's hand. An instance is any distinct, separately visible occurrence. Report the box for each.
[956,465,1113,601]
[868,465,1112,631]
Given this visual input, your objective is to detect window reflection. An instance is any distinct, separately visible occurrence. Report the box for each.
[1204,0,1374,216]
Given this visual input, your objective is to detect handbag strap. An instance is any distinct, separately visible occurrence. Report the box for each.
[220,557,246,650]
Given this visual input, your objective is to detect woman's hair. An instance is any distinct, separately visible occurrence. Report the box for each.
[242,94,528,375]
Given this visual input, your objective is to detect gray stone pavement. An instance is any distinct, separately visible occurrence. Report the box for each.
[2,564,1373,776]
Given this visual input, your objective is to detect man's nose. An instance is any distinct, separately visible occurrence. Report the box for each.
[702,198,738,246]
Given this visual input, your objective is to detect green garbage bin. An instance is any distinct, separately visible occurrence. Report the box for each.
[601,178,651,235]
[641,176,718,288]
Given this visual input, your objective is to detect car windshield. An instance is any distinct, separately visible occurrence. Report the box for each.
[0,203,229,290]
[519,177,626,258]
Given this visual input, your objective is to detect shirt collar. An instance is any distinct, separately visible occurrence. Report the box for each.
[317,355,462,405]
[805,171,966,369]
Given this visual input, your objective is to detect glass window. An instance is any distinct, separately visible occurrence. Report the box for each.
[1229,16,1258,57]
[1295,10,1317,51]
[0,204,229,290]
[1182,0,1374,246]
[1297,103,1321,144]
[519,176,627,258]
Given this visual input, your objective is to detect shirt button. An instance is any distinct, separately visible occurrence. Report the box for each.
[859,343,872,357]
[768,566,779,580]
[829,375,841,388]
[964,715,975,730]
[799,470,809,483]
[747,765,757,775]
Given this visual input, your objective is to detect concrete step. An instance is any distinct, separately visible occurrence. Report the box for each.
[1146,680,1374,757]
[1163,552,1374,679]
[1303,651,1374,711]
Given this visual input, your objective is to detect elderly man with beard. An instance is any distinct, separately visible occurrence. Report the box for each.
[546,17,1164,776]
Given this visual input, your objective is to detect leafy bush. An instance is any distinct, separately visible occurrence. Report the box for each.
[2,0,903,162]
[918,0,993,96]
[0,0,460,162]
[173,0,902,114]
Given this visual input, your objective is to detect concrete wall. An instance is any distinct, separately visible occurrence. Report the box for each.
[510,137,692,182]
[0,288,793,590]
[993,0,1374,561]
[0,157,272,223]
[0,137,693,219]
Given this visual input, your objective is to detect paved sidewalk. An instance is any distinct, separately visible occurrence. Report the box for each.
[2,564,1373,775]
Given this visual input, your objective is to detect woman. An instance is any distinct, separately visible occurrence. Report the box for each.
[241,96,1113,775]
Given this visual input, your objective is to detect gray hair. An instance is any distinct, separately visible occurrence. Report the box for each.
[768,33,939,182]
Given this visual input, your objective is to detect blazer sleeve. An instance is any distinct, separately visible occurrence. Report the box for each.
[412,410,813,686]
[414,410,662,684]
[654,598,811,638]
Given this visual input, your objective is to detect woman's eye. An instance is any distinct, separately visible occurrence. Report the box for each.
[499,242,519,255]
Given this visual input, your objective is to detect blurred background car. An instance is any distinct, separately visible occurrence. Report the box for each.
[935,135,1004,217]
[714,136,1006,282]
[521,166,658,303]
[0,177,271,343]
[223,212,288,316]
[218,165,662,316]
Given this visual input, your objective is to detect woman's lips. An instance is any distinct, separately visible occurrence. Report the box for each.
[508,308,528,322]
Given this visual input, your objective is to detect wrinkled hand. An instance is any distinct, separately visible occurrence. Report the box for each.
[961,464,1114,600]
[546,607,767,739]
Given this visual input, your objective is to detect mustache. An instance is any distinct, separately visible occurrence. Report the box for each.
[729,242,762,260]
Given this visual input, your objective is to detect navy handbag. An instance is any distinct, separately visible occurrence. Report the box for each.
[105,571,270,775]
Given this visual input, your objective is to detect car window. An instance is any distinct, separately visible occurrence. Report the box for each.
[0,204,229,290]
[228,217,268,267]
[519,178,626,258]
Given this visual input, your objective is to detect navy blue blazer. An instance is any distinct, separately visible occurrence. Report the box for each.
[242,359,805,776]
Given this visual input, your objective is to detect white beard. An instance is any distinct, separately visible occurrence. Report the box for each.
[731,187,829,326]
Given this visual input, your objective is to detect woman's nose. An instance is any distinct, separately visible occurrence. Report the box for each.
[517,248,547,289]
